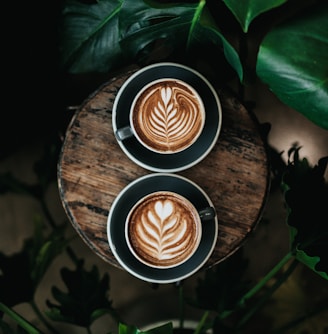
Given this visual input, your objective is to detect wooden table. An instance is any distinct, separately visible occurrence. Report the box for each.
[58,66,270,271]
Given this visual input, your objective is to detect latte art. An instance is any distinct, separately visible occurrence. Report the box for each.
[127,192,202,268]
[132,80,205,153]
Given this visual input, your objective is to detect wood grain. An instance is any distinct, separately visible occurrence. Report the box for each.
[58,67,270,271]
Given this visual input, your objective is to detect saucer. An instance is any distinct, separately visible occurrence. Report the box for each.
[107,173,218,284]
[112,62,222,172]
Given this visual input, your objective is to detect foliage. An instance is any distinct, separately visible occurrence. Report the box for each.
[261,265,328,333]
[59,0,328,129]
[191,249,250,313]
[282,147,328,280]
[1,138,327,333]
[222,0,289,33]
[256,4,328,129]
[1,0,328,333]
[0,219,68,307]
[46,253,118,327]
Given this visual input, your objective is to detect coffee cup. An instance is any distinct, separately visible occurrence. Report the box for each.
[115,78,205,154]
[107,173,218,283]
[112,62,222,173]
[125,190,215,269]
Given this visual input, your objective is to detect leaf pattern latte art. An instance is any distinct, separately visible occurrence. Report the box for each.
[129,194,199,267]
[134,81,204,153]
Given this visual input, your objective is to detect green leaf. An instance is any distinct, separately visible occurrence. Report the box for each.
[118,0,200,59]
[46,258,116,327]
[118,322,173,334]
[119,0,243,81]
[60,0,243,80]
[60,0,125,73]
[0,303,41,334]
[194,6,243,82]
[30,224,69,285]
[282,147,328,280]
[222,0,288,32]
[256,3,328,130]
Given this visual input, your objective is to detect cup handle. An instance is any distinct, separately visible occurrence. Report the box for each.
[115,126,133,141]
[199,207,216,221]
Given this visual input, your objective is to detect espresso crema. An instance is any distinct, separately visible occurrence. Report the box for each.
[127,191,202,268]
[132,79,205,153]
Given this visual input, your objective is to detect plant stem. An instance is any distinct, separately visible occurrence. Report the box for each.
[31,300,60,334]
[235,258,299,329]
[220,251,294,319]
[193,310,210,334]
[238,252,294,306]
[0,302,42,334]
[238,31,248,101]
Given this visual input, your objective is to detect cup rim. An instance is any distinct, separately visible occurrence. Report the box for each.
[124,190,203,269]
[129,78,206,154]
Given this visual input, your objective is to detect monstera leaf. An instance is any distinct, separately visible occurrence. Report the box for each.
[256,3,328,130]
[60,0,124,73]
[119,0,242,80]
[222,0,288,32]
[60,0,242,80]
[46,258,116,328]
[282,147,328,280]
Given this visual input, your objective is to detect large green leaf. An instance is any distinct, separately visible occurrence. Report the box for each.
[256,3,328,130]
[282,147,328,280]
[119,0,243,81]
[222,0,288,32]
[118,0,200,58]
[59,0,243,79]
[60,0,124,73]
[194,5,243,82]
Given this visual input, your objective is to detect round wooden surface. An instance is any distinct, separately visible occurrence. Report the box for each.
[58,66,270,271]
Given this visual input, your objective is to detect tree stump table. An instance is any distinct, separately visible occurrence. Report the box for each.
[58,66,270,272]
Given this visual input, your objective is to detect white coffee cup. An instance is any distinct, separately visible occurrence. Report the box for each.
[125,190,215,269]
[115,78,205,154]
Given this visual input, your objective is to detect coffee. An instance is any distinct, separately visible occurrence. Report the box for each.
[126,191,202,268]
[131,79,205,153]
